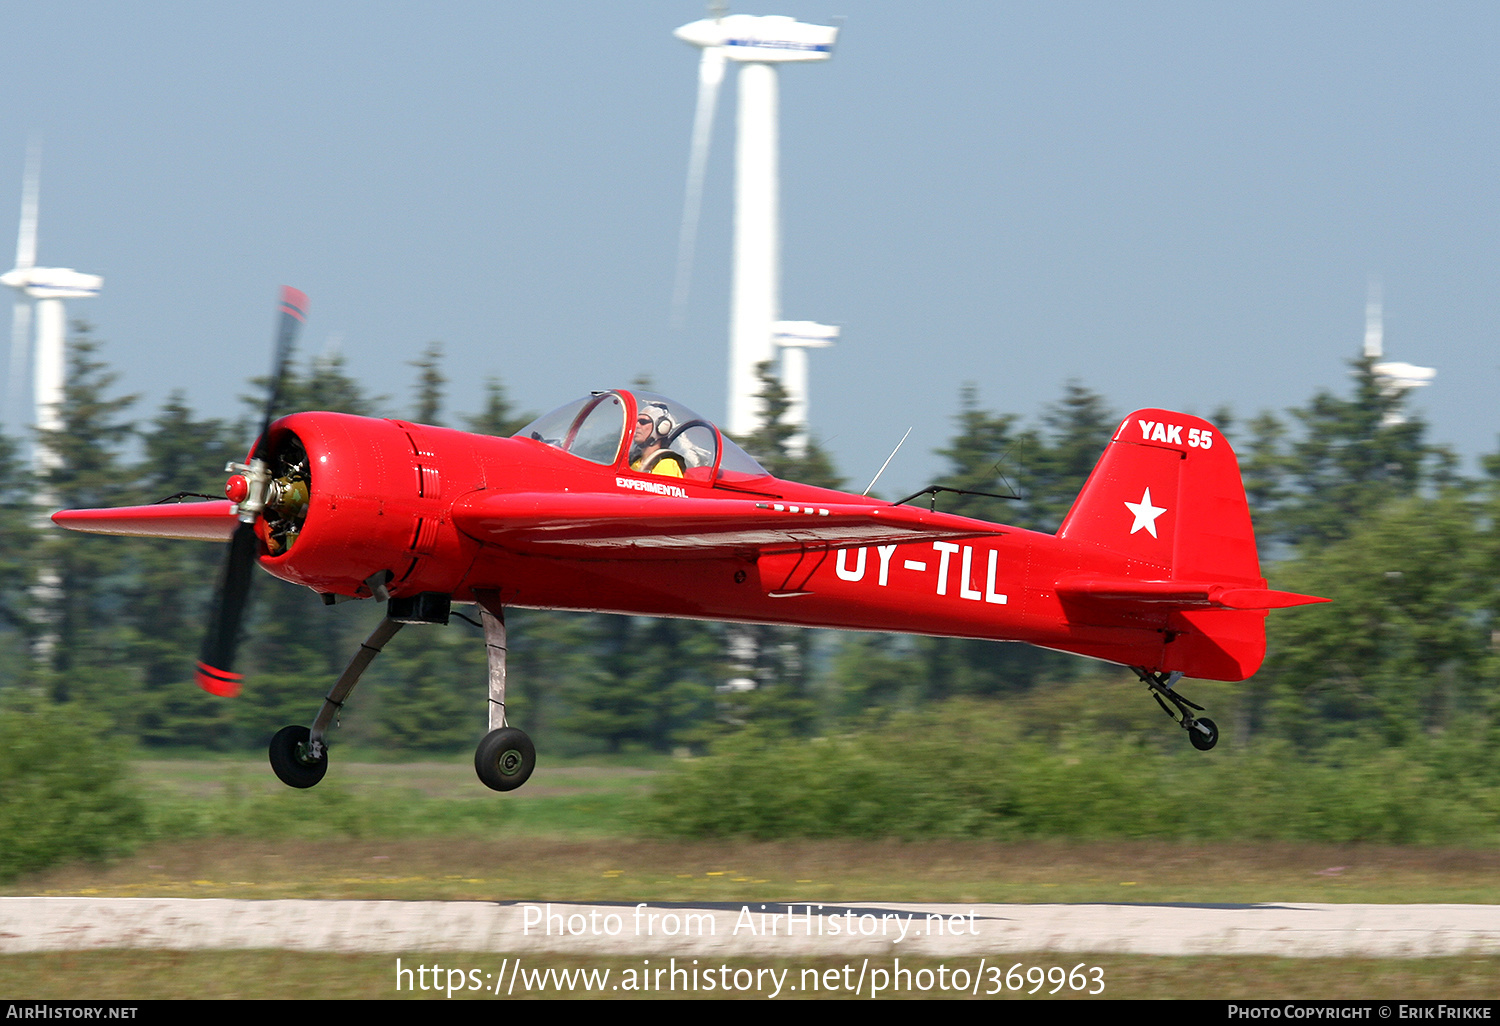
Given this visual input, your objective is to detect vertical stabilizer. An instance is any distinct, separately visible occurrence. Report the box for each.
[1057,409,1268,679]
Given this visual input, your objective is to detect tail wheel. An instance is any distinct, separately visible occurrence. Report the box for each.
[1188,717,1219,751]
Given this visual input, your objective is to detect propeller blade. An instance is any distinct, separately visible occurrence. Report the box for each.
[670,45,726,329]
[195,520,259,696]
[257,286,308,450]
[194,287,308,696]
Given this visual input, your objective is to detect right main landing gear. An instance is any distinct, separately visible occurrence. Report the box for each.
[475,727,536,791]
[1135,668,1219,751]
[472,591,535,792]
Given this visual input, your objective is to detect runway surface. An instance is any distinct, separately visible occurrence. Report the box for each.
[3,898,1498,958]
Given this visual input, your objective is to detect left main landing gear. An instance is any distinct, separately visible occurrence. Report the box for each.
[1135,668,1219,751]
[267,617,406,789]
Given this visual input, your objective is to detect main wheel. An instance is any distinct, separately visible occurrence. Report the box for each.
[1188,717,1219,751]
[269,725,328,788]
[475,727,536,792]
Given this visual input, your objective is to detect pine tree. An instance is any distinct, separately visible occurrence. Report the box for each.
[556,616,719,752]
[1023,381,1117,533]
[367,620,487,751]
[0,430,35,689]
[410,342,445,426]
[1237,410,1296,554]
[464,377,533,437]
[931,383,1028,523]
[35,328,138,714]
[1277,356,1441,548]
[735,361,843,489]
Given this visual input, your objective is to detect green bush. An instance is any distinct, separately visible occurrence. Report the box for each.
[0,699,148,881]
[648,701,1500,844]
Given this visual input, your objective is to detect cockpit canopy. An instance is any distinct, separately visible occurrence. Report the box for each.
[514,391,769,486]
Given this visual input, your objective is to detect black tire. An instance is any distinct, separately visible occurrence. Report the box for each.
[475,727,536,792]
[269,725,328,788]
[1188,717,1219,752]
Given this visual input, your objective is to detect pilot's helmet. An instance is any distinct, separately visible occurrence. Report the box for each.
[641,402,674,439]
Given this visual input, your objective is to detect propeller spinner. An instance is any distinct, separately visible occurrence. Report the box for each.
[194,286,308,696]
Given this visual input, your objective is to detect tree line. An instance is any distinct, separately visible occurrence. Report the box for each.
[0,327,1494,757]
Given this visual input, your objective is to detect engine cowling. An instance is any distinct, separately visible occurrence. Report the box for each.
[257,412,496,599]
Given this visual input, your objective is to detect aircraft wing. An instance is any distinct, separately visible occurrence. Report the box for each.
[52,500,238,542]
[451,490,999,557]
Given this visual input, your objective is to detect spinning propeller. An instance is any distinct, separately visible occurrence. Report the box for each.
[194,287,308,696]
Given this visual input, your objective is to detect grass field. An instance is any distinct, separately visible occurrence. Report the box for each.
[2,754,1497,1000]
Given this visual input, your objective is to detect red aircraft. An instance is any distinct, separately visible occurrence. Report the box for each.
[53,289,1325,792]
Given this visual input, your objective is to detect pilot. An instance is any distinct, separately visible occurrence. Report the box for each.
[630,402,685,478]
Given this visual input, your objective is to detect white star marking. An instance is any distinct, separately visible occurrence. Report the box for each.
[1124,487,1167,538]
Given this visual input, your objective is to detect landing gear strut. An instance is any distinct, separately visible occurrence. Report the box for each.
[472,593,536,792]
[1134,668,1219,751]
[267,617,405,788]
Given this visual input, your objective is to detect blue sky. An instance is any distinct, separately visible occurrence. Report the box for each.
[1,1,1495,495]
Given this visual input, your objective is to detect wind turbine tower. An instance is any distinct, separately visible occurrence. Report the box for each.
[774,319,838,455]
[673,10,840,440]
[1,146,103,475]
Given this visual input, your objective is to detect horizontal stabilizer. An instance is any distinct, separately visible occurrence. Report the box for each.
[52,501,238,542]
[453,490,999,558]
[1211,587,1330,610]
[1057,576,1328,611]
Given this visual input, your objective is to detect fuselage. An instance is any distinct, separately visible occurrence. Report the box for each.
[260,409,1187,674]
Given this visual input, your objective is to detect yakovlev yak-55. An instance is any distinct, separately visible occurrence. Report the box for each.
[54,289,1325,791]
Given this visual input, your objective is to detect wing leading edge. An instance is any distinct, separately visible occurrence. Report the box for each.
[451,490,1000,557]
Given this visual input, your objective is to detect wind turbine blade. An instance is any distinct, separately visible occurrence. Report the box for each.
[6,298,30,429]
[1363,279,1383,359]
[15,143,39,271]
[670,46,726,330]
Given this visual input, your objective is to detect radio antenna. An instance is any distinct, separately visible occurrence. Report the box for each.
[863,426,912,496]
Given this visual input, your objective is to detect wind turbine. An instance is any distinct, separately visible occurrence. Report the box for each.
[1,145,104,474]
[0,145,103,664]
[672,9,840,439]
[1361,281,1434,425]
